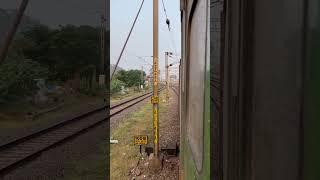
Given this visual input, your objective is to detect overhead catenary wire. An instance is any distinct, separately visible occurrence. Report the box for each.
[160,0,178,55]
[136,56,153,66]
[126,51,153,65]
[110,0,145,80]
[169,31,178,55]
[125,51,153,67]
[161,0,170,31]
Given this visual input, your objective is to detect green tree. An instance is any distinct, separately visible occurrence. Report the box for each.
[126,69,144,87]
[0,58,49,100]
[13,24,104,81]
[114,69,145,87]
[1,23,110,99]
[114,70,128,84]
[110,79,126,94]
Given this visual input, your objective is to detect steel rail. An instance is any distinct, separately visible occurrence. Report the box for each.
[0,88,163,175]
[169,85,179,96]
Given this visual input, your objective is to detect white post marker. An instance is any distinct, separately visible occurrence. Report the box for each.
[110,139,119,144]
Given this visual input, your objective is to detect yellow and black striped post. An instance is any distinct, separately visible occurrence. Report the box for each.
[152,0,159,158]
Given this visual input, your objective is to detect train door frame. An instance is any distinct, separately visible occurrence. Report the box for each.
[210,0,225,179]
[222,0,255,179]
[223,0,307,179]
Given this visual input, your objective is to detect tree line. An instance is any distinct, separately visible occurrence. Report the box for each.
[0,23,109,102]
[111,69,146,95]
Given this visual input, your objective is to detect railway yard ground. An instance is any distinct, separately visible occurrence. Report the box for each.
[129,88,180,180]
[110,88,180,180]
[111,87,149,104]
[0,89,144,144]
[0,87,179,179]
[0,93,103,144]
[0,89,153,179]
[1,118,109,180]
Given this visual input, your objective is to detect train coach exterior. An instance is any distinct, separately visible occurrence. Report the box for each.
[181,0,320,179]
[214,0,320,180]
[179,0,211,179]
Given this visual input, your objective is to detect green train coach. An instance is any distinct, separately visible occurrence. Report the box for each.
[179,0,320,179]
[179,0,211,179]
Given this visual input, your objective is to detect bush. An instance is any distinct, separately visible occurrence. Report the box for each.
[0,58,48,100]
[110,79,126,95]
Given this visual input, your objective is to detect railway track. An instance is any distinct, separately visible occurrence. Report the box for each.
[0,89,162,175]
[170,85,179,96]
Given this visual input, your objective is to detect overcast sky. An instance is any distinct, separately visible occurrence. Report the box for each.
[0,0,109,28]
[111,0,181,79]
[0,0,181,79]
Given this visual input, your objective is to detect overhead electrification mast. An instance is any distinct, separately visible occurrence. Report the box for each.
[152,0,159,159]
[165,52,173,102]
[99,10,106,86]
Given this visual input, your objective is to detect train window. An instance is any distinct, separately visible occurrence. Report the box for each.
[186,0,207,171]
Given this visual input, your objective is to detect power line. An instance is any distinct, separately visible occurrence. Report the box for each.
[161,0,168,19]
[160,0,178,55]
[0,0,29,65]
[169,30,178,55]
[136,56,153,66]
[161,0,171,31]
[110,0,145,80]
[125,51,153,66]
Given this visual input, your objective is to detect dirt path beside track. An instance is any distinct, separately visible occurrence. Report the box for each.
[128,89,180,180]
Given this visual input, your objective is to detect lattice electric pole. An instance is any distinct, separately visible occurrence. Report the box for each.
[165,52,172,102]
[99,12,106,86]
[141,66,144,89]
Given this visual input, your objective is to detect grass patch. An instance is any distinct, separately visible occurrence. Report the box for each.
[0,94,103,131]
[110,92,167,179]
[58,92,167,180]
[110,87,150,104]
[110,101,153,179]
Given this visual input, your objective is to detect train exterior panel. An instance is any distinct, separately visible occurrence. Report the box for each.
[220,0,320,179]
[179,0,320,179]
[179,0,211,179]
